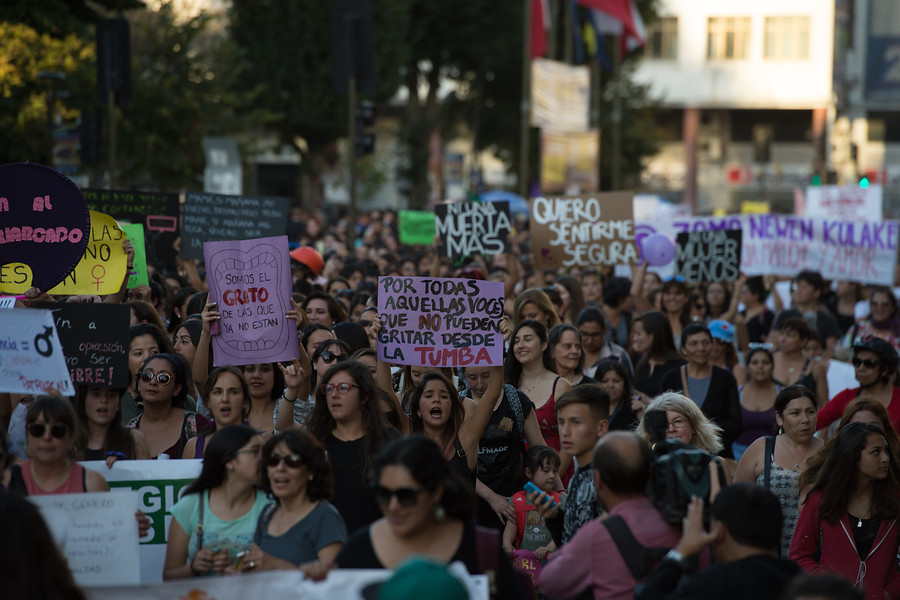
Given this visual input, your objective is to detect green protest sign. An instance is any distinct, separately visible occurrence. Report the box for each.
[399,210,436,246]
[122,223,149,288]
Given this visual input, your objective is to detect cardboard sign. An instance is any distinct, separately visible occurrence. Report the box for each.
[0,162,91,294]
[82,459,202,584]
[122,223,149,288]
[48,211,127,295]
[435,201,512,259]
[204,236,299,366]
[398,210,436,245]
[83,189,180,269]
[377,276,504,367]
[0,308,74,395]
[30,491,140,587]
[33,302,131,388]
[182,192,290,260]
[675,229,743,283]
[530,193,639,270]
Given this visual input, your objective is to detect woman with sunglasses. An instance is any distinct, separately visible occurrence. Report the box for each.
[164,425,268,579]
[837,286,900,359]
[818,337,900,434]
[127,353,211,459]
[182,366,251,458]
[123,322,176,424]
[74,385,151,467]
[334,435,524,598]
[236,429,346,573]
[307,360,398,535]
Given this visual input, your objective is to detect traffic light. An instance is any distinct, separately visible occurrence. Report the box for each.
[355,100,375,157]
[811,173,821,186]
[859,176,870,189]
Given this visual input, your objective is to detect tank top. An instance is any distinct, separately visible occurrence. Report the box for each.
[756,452,801,558]
[534,377,561,451]
[21,460,88,496]
[448,437,475,486]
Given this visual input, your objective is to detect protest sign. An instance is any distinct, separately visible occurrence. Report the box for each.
[182,192,289,260]
[0,308,73,395]
[82,459,202,584]
[804,184,883,221]
[530,193,639,270]
[122,223,149,288]
[33,302,131,388]
[83,189,180,269]
[398,210,436,245]
[48,211,127,295]
[675,229,742,283]
[204,236,298,366]
[0,297,15,309]
[0,162,91,294]
[377,276,504,368]
[30,491,140,587]
[435,201,511,259]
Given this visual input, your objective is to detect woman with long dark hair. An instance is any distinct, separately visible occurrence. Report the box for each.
[123,322,176,423]
[182,366,251,458]
[74,385,150,465]
[631,311,685,409]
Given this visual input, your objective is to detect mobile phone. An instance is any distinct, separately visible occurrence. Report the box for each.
[209,302,219,335]
[524,481,557,508]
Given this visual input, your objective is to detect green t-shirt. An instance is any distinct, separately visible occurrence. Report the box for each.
[171,489,269,563]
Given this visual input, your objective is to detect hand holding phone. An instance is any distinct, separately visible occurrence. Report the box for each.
[524,481,557,508]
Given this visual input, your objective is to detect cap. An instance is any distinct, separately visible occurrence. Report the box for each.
[377,558,468,600]
[708,320,734,344]
[852,336,899,372]
[289,246,324,277]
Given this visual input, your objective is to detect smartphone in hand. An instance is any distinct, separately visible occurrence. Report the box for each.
[524,481,557,508]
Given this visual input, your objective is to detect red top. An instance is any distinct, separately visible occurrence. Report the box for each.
[817,387,900,434]
[20,460,87,496]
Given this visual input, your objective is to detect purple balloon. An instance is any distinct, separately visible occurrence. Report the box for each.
[641,233,675,266]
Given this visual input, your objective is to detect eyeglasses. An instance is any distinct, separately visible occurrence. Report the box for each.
[666,417,689,430]
[871,300,893,308]
[748,343,774,350]
[267,452,303,469]
[27,423,69,439]
[319,351,346,364]
[371,485,425,507]
[139,371,173,385]
[321,382,360,395]
[234,446,261,458]
[853,357,880,369]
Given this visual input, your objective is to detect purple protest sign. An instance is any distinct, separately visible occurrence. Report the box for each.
[0,163,91,294]
[377,276,505,367]
[204,236,298,366]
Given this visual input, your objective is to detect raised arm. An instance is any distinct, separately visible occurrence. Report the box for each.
[630,261,652,315]
[191,300,218,390]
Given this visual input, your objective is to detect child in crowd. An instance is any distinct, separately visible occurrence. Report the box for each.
[503,445,563,561]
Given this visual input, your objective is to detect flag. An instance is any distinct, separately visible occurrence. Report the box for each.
[570,0,585,65]
[584,10,613,70]
[531,0,550,59]
[578,0,646,53]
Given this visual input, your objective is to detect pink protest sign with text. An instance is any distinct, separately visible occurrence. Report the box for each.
[377,276,505,368]
[204,236,298,366]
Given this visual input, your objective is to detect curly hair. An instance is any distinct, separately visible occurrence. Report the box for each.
[260,428,334,502]
[636,392,724,454]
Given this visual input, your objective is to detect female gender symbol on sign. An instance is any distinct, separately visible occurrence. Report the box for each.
[91,264,106,292]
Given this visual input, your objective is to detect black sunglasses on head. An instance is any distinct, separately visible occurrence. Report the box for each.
[27,423,68,439]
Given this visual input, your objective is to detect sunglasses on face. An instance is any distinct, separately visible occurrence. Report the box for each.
[371,485,425,507]
[267,452,303,469]
[27,423,68,439]
[139,371,174,385]
[853,358,880,369]
[321,382,360,395]
[319,351,346,364]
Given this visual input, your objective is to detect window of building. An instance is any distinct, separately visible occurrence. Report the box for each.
[647,17,678,59]
[707,17,751,60]
[764,16,810,60]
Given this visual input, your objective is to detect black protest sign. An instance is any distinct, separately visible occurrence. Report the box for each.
[181,192,290,260]
[83,189,180,269]
[34,302,131,388]
[434,201,512,259]
[675,229,743,283]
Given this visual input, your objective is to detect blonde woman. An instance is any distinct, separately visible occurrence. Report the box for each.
[636,392,725,455]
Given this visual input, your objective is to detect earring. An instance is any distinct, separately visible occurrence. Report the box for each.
[434,504,446,521]
[309,475,314,481]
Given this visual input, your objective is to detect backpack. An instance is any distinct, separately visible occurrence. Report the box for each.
[510,489,561,549]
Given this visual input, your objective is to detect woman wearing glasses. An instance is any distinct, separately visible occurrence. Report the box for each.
[237,429,346,573]
[307,360,398,534]
[163,425,268,579]
[277,339,352,430]
[836,286,900,359]
[334,436,524,598]
[818,337,900,434]
[636,392,725,455]
[127,353,211,459]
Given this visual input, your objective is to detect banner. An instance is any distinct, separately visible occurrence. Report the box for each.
[530,193,639,270]
[182,192,290,260]
[804,184,883,221]
[531,59,590,132]
[377,276,504,368]
[33,302,131,388]
[82,459,203,584]
[0,308,73,395]
[398,210,436,245]
[48,211,128,295]
[635,214,900,285]
[122,223,149,288]
[204,236,298,366]
[675,230,742,283]
[30,491,140,587]
[0,162,91,294]
[435,201,511,259]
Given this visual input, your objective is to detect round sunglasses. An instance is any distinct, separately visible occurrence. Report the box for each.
[318,351,347,365]
[266,452,303,469]
[27,422,69,439]
[139,371,174,385]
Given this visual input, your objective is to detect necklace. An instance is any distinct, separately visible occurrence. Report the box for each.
[521,378,542,395]
[782,436,810,471]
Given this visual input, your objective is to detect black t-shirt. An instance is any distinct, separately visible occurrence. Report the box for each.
[634,357,686,398]
[474,385,535,497]
[742,308,775,344]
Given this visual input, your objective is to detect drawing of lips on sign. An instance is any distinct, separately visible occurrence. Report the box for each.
[0,163,91,294]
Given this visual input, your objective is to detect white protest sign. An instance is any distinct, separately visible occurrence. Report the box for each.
[0,307,74,395]
[805,184,883,221]
[0,296,16,308]
[30,491,140,587]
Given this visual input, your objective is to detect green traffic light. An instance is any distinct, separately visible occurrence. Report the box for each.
[859,177,870,188]
[811,174,821,186]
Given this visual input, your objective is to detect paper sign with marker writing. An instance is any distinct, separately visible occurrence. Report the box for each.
[0,308,73,395]
[675,230,742,283]
[122,223,149,288]
[435,201,512,259]
[377,276,505,368]
[530,193,639,270]
[29,491,140,587]
[0,297,15,309]
[398,210,436,245]
[183,192,289,260]
[205,236,298,366]
[49,211,127,295]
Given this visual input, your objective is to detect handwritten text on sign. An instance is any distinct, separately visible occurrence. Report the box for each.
[48,211,127,295]
[30,491,140,587]
[675,229,742,283]
[182,192,289,260]
[435,201,511,259]
[377,277,504,367]
[0,308,73,395]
